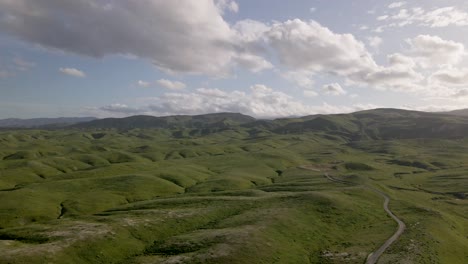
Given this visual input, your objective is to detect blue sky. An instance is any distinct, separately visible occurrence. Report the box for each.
[1,0,468,118]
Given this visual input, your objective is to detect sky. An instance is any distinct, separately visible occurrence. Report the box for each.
[1,0,468,119]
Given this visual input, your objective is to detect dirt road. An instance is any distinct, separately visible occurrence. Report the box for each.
[301,168,406,264]
[365,188,406,264]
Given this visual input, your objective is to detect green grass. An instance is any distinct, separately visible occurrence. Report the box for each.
[0,129,467,263]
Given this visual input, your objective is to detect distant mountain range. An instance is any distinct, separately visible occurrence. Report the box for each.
[70,108,468,140]
[445,109,468,116]
[0,117,96,128]
[3,108,468,140]
[72,112,255,130]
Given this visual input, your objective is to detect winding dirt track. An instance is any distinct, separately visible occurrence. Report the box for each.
[365,188,406,264]
[304,168,406,263]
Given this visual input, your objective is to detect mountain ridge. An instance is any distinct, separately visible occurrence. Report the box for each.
[68,108,468,140]
[4,108,468,141]
[0,117,96,128]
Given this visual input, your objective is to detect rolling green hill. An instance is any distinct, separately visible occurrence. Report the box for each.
[73,108,468,140]
[73,113,255,130]
[0,108,467,263]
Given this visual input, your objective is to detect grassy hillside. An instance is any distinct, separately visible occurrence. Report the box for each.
[0,110,467,263]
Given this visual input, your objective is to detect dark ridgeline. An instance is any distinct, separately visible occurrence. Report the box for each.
[70,108,468,140]
[3,109,468,140]
[0,117,96,128]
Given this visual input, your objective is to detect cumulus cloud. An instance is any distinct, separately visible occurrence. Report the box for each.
[234,53,273,72]
[377,15,389,21]
[0,0,268,76]
[303,90,318,97]
[368,36,383,50]
[157,79,187,90]
[100,104,141,114]
[267,19,378,77]
[387,53,416,69]
[2,1,465,103]
[137,80,151,87]
[215,0,239,14]
[282,70,315,88]
[346,51,425,92]
[376,6,468,30]
[429,66,468,86]
[145,84,315,118]
[452,89,468,98]
[323,83,347,95]
[266,19,436,92]
[231,19,274,72]
[265,19,442,92]
[92,84,382,119]
[59,67,86,78]
[388,2,406,9]
[407,35,465,67]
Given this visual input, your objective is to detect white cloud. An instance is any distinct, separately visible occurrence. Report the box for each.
[377,15,389,21]
[267,19,378,77]
[303,90,318,97]
[0,0,269,76]
[137,80,151,87]
[282,70,315,88]
[310,7,317,13]
[234,53,273,72]
[420,7,468,27]
[90,84,385,118]
[265,19,424,93]
[452,89,468,98]
[368,36,383,50]
[322,83,347,95]
[377,6,468,30]
[157,79,187,90]
[400,103,468,112]
[231,19,274,72]
[387,53,416,69]
[222,19,432,94]
[146,84,316,118]
[347,52,424,92]
[100,104,141,114]
[388,2,406,9]
[429,66,468,86]
[406,35,465,67]
[215,0,239,13]
[59,67,86,78]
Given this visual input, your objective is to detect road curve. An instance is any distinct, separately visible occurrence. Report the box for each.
[365,188,406,264]
[314,170,406,263]
[325,173,406,264]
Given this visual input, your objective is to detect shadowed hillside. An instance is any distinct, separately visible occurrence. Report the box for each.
[0,117,96,128]
[72,108,468,140]
[1,108,467,263]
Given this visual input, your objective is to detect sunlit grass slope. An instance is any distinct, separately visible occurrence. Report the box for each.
[0,110,467,263]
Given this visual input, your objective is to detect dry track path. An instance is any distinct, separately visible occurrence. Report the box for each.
[299,166,406,264]
[364,187,406,264]
[322,173,406,264]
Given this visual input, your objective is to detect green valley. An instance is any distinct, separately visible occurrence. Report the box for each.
[0,109,467,263]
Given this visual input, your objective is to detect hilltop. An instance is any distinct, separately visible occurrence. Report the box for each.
[0,108,467,263]
[68,108,468,140]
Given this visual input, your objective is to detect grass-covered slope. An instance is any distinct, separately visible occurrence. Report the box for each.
[71,109,468,140]
[0,110,467,263]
